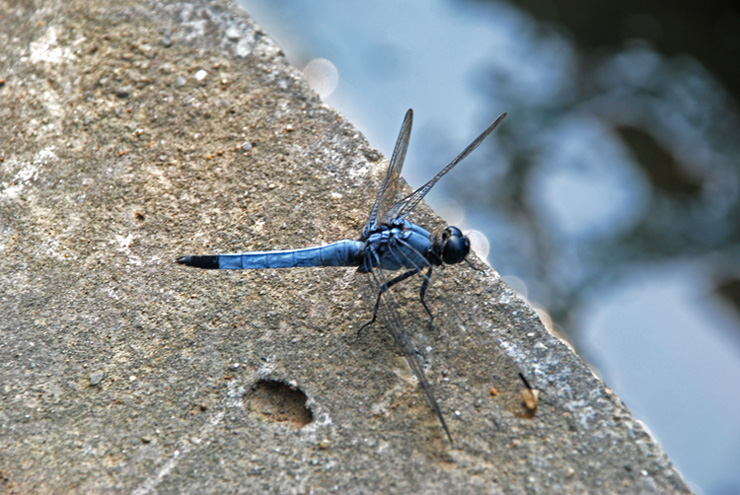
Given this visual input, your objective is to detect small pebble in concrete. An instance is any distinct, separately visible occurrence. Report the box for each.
[89,371,104,386]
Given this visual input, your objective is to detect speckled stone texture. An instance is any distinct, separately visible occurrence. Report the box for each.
[0,0,692,493]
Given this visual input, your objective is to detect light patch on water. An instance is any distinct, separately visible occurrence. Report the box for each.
[436,198,465,227]
[467,229,490,261]
[303,58,339,99]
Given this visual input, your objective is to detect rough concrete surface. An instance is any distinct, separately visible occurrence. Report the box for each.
[0,0,692,493]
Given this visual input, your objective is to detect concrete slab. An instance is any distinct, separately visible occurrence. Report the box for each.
[0,0,691,493]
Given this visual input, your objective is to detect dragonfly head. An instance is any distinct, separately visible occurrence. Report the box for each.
[438,226,470,265]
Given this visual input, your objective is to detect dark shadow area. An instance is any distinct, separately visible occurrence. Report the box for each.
[245,379,314,429]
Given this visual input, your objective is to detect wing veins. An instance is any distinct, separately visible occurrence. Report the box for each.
[368,262,452,442]
[384,112,507,224]
[363,109,413,236]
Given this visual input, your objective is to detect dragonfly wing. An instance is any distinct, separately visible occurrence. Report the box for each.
[381,112,506,225]
[364,264,453,442]
[362,109,413,237]
[376,238,530,440]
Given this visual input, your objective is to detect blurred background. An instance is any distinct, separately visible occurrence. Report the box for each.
[237,1,740,493]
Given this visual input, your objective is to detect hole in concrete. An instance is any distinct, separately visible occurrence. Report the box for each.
[245,379,313,429]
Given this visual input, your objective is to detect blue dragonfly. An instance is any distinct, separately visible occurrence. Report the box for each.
[177,109,506,441]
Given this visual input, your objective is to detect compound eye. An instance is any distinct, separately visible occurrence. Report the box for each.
[441,226,470,265]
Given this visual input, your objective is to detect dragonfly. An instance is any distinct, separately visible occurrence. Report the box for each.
[176,109,506,442]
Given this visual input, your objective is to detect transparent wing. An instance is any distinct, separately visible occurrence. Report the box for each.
[358,237,530,443]
[362,109,413,237]
[381,113,506,225]
[363,263,453,442]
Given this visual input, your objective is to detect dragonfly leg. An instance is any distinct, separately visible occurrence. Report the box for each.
[418,265,435,330]
[357,269,420,335]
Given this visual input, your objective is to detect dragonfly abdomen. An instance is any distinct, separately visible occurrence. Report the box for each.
[176,239,365,270]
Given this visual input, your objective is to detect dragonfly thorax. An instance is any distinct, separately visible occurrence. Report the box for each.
[433,226,470,265]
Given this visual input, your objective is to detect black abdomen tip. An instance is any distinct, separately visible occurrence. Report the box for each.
[175,255,219,269]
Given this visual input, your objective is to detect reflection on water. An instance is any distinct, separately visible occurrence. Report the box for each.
[240,1,740,493]
[301,58,339,98]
